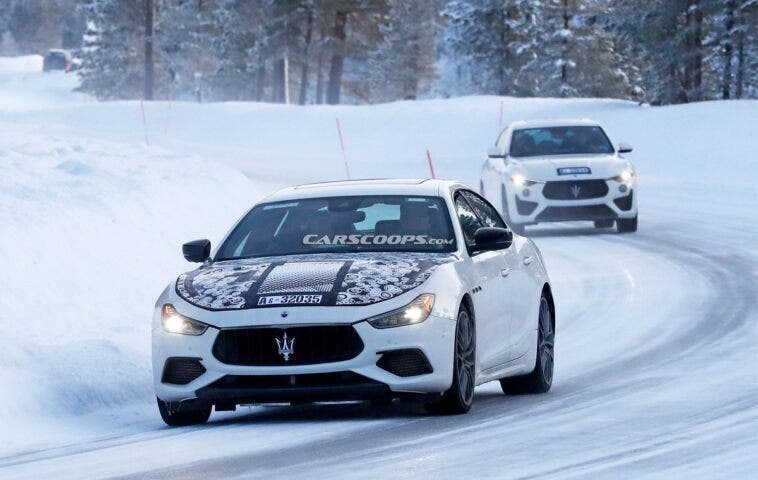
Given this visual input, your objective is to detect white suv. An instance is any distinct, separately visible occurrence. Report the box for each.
[480,119,637,234]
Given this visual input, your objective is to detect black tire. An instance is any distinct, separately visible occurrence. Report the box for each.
[500,293,554,395]
[501,184,526,236]
[429,305,476,415]
[157,397,212,427]
[617,215,638,233]
[594,219,614,229]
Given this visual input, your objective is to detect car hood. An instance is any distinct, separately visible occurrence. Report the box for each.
[175,252,456,310]
[510,154,628,180]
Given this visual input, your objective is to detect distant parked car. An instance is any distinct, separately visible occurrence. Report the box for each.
[43,49,79,72]
[481,118,638,234]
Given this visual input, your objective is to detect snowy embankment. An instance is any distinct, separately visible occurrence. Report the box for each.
[0,54,756,472]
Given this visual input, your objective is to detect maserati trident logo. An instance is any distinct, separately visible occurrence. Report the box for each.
[275,331,295,361]
[571,184,582,198]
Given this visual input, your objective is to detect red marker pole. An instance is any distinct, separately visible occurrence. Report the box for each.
[140,98,150,146]
[426,148,436,179]
[335,118,351,179]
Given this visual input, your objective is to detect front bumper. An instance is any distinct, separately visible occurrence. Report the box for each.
[152,315,456,404]
[506,179,637,224]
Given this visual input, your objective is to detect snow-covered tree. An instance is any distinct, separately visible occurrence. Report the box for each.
[444,0,541,96]
[77,0,148,100]
[156,0,219,101]
[370,0,442,101]
[535,0,636,98]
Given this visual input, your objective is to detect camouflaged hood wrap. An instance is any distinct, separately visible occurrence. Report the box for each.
[175,252,455,310]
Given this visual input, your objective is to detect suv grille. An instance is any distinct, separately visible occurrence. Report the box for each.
[543,180,609,200]
[213,325,364,366]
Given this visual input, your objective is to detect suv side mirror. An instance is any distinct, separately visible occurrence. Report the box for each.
[473,227,512,251]
[618,141,633,154]
[487,146,507,159]
[183,239,211,263]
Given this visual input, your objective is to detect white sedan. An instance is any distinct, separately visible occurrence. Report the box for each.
[153,179,554,425]
[481,118,638,234]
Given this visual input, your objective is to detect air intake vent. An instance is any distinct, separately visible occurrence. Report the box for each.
[613,190,634,211]
[161,357,206,385]
[377,349,433,377]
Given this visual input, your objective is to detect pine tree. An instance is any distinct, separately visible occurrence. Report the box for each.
[370,0,442,101]
[78,0,147,100]
[536,0,635,98]
[156,0,219,101]
[209,0,265,101]
[444,0,541,96]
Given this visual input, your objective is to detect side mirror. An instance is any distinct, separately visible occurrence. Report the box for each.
[473,227,512,251]
[487,146,507,159]
[618,141,633,154]
[183,239,211,263]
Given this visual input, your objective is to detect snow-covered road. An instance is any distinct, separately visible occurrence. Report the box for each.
[0,56,756,479]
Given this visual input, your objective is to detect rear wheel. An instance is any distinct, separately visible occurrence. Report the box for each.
[594,219,614,229]
[617,215,638,233]
[157,397,212,427]
[429,306,476,414]
[500,293,554,395]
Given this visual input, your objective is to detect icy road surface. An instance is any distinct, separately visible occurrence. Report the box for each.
[0,56,756,478]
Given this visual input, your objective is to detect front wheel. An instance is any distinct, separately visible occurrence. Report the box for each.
[157,397,212,427]
[617,215,638,233]
[500,293,554,395]
[429,306,476,414]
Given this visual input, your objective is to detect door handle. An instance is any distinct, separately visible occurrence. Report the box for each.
[523,256,534,266]
[500,268,511,277]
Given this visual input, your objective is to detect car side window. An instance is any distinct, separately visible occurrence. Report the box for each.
[454,194,483,247]
[461,191,507,229]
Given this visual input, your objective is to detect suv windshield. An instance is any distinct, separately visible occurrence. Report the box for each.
[510,126,614,157]
[215,195,457,260]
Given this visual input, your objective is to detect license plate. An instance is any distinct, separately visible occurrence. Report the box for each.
[557,167,591,175]
[257,294,323,306]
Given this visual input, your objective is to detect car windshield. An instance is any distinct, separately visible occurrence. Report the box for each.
[215,195,457,260]
[510,126,614,157]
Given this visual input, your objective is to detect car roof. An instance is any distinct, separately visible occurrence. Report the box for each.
[508,118,601,130]
[261,178,469,203]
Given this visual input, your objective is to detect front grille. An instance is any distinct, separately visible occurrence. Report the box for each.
[213,325,364,366]
[542,180,609,200]
[613,190,634,211]
[161,357,206,385]
[536,205,617,222]
[377,349,433,377]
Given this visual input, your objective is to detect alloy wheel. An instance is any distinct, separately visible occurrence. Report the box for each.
[456,310,476,406]
[538,298,554,385]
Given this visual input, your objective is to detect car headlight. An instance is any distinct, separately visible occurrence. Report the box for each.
[612,169,635,183]
[367,294,435,329]
[161,304,208,335]
[510,174,544,187]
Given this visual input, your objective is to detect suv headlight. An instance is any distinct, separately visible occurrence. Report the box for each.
[367,294,435,329]
[510,174,544,187]
[161,304,208,335]
[612,169,635,183]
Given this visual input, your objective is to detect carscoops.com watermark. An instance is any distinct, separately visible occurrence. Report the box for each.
[303,234,454,246]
